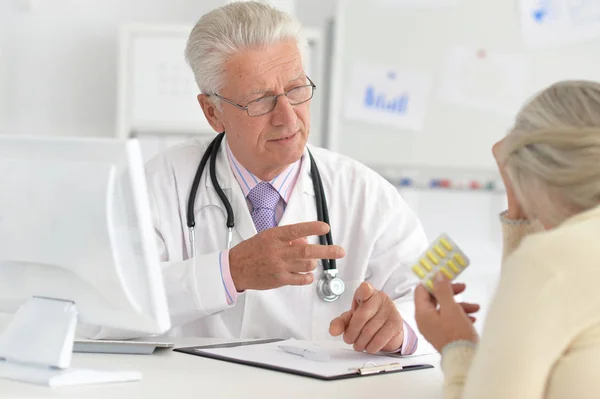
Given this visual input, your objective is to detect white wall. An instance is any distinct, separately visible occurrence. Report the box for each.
[0,0,336,138]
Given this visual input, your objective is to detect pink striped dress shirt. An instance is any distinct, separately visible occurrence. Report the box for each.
[218,142,418,355]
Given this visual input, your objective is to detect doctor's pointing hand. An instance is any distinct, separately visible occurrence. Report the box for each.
[228,221,345,291]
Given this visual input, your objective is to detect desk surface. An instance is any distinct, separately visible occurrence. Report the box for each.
[1,339,443,399]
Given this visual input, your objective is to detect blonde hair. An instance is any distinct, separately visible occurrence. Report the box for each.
[185,2,306,99]
[500,81,600,226]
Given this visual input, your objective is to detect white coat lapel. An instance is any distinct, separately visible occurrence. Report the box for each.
[277,148,317,228]
[230,185,256,241]
[205,136,256,242]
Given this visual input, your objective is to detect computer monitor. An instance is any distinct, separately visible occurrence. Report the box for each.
[0,135,171,387]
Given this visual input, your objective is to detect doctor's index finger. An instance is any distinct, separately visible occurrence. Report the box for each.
[289,237,309,246]
[285,243,345,260]
[353,282,375,305]
[272,221,330,241]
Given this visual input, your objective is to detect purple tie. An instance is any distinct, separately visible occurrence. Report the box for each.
[247,182,281,232]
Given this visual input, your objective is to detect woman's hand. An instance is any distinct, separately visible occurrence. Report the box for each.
[414,275,479,352]
[493,138,527,220]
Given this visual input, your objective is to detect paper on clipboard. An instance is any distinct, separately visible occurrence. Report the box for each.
[191,339,430,379]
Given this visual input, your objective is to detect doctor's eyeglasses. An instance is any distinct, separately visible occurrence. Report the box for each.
[210,76,316,117]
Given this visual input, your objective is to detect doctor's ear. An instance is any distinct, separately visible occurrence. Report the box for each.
[198,94,225,133]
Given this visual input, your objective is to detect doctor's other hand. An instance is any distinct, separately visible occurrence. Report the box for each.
[414,273,480,353]
[228,221,345,292]
[329,282,404,354]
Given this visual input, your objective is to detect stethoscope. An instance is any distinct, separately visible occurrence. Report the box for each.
[186,132,345,302]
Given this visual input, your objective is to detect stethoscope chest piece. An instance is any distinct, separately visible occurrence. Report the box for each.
[317,269,345,302]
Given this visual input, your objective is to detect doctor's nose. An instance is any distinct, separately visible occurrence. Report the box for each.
[270,96,298,130]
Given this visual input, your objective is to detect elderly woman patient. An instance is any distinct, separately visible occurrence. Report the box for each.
[415,80,600,399]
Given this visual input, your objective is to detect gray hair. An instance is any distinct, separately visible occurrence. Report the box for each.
[500,80,600,226]
[184,1,307,101]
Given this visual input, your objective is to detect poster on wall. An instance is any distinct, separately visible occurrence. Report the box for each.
[437,45,531,117]
[519,0,600,48]
[343,61,433,131]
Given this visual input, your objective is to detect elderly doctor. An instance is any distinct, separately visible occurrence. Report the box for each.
[104,2,432,355]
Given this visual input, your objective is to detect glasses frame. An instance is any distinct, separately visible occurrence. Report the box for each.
[210,76,316,117]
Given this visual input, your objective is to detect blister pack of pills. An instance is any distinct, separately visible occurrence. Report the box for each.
[411,234,470,293]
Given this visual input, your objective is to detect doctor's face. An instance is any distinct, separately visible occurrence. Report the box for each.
[199,40,311,179]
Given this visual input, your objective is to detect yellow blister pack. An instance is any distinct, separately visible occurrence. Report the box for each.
[411,234,470,293]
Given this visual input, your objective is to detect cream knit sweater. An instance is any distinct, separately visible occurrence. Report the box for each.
[441,205,600,399]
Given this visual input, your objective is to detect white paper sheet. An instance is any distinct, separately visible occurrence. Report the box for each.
[200,339,430,378]
[437,45,530,117]
[519,0,600,48]
[343,61,433,131]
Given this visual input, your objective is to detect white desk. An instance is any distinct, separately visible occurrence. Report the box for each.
[0,339,444,399]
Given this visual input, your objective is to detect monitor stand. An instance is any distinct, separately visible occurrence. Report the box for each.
[0,297,141,387]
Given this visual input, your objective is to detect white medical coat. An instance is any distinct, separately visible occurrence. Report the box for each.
[94,137,429,350]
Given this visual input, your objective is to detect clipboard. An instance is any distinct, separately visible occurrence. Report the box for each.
[174,339,433,381]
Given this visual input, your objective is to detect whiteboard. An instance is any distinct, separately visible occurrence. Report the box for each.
[118,24,325,142]
[327,0,600,172]
[118,24,213,138]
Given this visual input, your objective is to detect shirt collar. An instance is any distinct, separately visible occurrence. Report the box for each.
[225,140,302,203]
